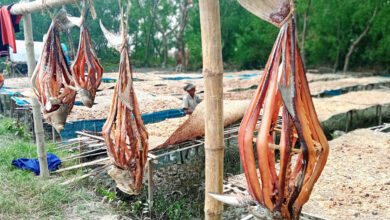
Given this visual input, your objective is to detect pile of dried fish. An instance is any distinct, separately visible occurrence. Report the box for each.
[101,1,149,195]
[31,23,76,132]
[70,23,103,107]
[236,0,329,219]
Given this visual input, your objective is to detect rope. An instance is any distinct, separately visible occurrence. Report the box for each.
[41,0,55,20]
[277,0,295,28]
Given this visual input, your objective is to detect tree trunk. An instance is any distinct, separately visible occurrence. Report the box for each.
[300,0,311,66]
[177,0,189,71]
[143,0,157,66]
[23,3,49,178]
[199,0,224,219]
[343,7,377,74]
[61,6,75,59]
[143,24,153,66]
[333,19,341,73]
[162,34,168,68]
[177,35,185,70]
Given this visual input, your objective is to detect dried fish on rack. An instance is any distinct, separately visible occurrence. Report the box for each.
[69,14,103,107]
[31,19,76,132]
[0,74,3,89]
[101,1,149,195]
[209,1,330,220]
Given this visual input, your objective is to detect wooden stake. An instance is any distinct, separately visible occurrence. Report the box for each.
[52,126,56,143]
[345,110,353,132]
[376,105,382,125]
[199,0,224,219]
[9,99,15,118]
[23,3,49,178]
[147,159,154,211]
[60,163,111,185]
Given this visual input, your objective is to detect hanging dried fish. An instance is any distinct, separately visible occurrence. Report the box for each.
[101,0,149,195]
[31,22,76,132]
[0,74,4,89]
[70,23,104,107]
[234,1,329,219]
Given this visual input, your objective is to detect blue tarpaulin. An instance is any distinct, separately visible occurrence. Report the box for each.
[321,89,342,97]
[0,88,29,106]
[162,76,203,80]
[60,108,186,140]
[12,153,61,175]
[239,72,263,80]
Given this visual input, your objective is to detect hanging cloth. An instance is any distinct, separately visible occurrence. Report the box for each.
[0,4,22,53]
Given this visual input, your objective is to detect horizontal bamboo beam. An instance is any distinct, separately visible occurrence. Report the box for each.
[10,0,81,15]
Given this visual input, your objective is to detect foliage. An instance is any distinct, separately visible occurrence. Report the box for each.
[0,0,389,73]
[0,117,120,219]
[96,186,117,200]
[2,120,29,139]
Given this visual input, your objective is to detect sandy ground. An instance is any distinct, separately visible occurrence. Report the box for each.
[227,129,390,219]
[313,89,390,121]
[3,71,390,145]
[309,76,390,96]
[5,71,389,122]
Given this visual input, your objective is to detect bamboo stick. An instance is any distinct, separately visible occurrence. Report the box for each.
[23,0,49,178]
[10,0,82,15]
[199,0,224,219]
[54,157,110,173]
[60,163,112,185]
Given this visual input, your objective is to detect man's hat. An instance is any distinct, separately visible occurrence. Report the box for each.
[183,83,196,91]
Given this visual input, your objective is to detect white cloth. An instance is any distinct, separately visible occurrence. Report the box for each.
[183,94,202,112]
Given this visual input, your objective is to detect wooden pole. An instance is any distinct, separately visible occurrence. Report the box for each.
[147,159,154,211]
[199,0,224,219]
[23,1,50,178]
[10,0,82,15]
[9,99,15,117]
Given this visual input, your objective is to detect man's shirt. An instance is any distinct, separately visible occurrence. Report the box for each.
[183,94,202,112]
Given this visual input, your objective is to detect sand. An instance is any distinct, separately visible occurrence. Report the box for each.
[227,129,390,219]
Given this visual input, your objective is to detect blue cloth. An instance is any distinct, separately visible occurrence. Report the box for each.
[60,108,187,139]
[61,43,71,65]
[12,153,61,175]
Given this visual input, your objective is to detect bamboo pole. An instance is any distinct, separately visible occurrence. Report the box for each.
[10,0,82,15]
[23,0,49,178]
[199,0,224,219]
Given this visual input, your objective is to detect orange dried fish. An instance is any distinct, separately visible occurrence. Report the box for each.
[238,13,329,220]
[70,24,103,107]
[0,74,4,89]
[101,6,148,194]
[31,23,76,132]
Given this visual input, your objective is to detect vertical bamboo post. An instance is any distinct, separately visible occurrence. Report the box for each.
[52,126,56,143]
[199,0,224,219]
[376,105,382,125]
[23,2,50,178]
[10,99,15,117]
[147,159,154,211]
